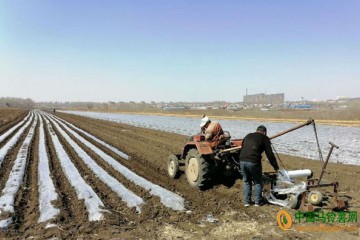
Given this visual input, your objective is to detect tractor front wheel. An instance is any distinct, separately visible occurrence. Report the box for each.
[185,149,210,190]
[167,154,180,179]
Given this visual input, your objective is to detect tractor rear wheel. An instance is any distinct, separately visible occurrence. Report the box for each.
[185,149,210,190]
[167,154,180,179]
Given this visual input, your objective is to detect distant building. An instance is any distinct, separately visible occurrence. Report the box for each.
[243,93,284,104]
[163,106,186,111]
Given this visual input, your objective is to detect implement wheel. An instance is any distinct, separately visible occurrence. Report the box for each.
[308,191,323,206]
[185,149,210,190]
[167,154,180,179]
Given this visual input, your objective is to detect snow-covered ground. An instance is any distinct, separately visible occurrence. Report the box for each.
[62,111,360,165]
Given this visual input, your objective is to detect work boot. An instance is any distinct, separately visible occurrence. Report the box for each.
[255,198,268,207]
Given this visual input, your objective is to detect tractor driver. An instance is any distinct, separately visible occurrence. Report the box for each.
[200,115,225,144]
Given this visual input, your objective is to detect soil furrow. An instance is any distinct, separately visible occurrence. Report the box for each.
[0,115,29,150]
[10,118,39,237]
[55,114,248,217]
[43,116,92,238]
[56,113,183,180]
[52,117,181,222]
[56,114,196,187]
[46,118,140,235]
[0,110,28,135]
[48,118,138,214]
[49,114,129,164]
[0,122,33,194]
[57,113,184,159]
[56,121,152,200]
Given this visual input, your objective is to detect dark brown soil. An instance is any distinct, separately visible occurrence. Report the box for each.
[0,108,27,135]
[0,110,359,239]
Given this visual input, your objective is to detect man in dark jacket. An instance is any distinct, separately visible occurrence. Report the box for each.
[239,125,279,207]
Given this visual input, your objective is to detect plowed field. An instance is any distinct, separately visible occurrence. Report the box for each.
[0,109,359,239]
[0,108,27,135]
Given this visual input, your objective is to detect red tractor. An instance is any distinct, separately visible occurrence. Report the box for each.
[167,132,243,190]
[167,119,316,190]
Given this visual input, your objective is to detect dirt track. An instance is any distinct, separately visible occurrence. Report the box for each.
[0,110,359,239]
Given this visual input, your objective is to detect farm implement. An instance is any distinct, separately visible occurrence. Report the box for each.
[167,118,347,210]
[265,141,347,211]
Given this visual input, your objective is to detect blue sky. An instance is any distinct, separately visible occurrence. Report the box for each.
[0,1,359,102]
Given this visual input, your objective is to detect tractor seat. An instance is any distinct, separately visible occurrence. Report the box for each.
[214,132,232,150]
[222,131,231,141]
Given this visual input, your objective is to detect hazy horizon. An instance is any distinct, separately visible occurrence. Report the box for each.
[1,1,359,102]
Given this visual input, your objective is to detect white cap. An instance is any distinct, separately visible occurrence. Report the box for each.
[200,116,210,127]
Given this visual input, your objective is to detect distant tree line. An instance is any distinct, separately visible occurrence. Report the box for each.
[36,101,157,112]
[0,97,35,109]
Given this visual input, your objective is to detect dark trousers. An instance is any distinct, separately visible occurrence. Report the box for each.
[240,161,263,204]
